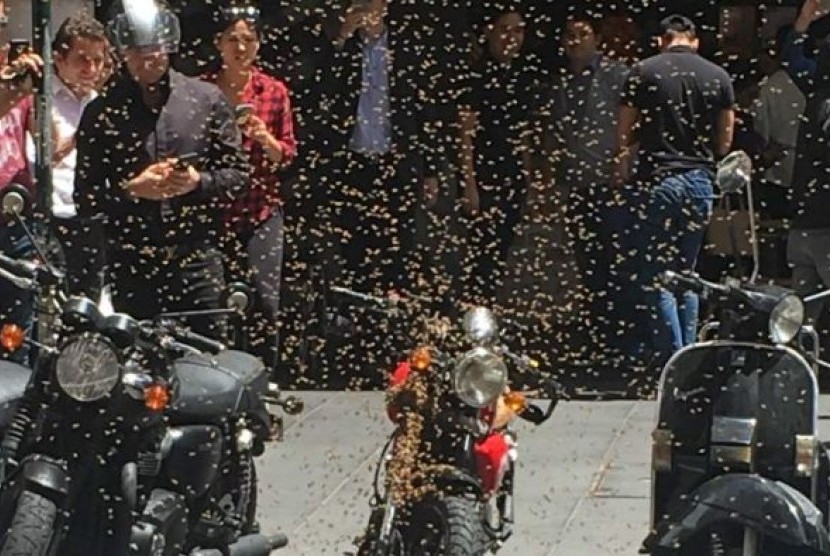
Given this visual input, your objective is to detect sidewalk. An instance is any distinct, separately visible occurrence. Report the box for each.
[255,392,654,555]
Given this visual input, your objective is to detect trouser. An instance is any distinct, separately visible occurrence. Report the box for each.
[607,169,714,363]
[225,209,285,369]
[332,150,414,293]
[52,216,106,297]
[0,221,34,363]
[462,179,526,306]
[108,243,227,341]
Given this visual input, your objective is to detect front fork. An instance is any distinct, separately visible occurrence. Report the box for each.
[484,429,517,543]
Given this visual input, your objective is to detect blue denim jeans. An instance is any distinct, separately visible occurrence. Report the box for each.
[606,169,714,362]
[0,222,35,364]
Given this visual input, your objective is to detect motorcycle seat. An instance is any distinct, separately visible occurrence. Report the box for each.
[168,350,268,425]
[0,361,31,432]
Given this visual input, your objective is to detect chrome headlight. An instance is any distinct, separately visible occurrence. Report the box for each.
[769,294,804,344]
[453,347,508,408]
[55,334,121,402]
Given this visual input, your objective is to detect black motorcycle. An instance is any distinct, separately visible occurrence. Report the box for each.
[331,288,559,555]
[0,188,302,556]
[641,270,830,556]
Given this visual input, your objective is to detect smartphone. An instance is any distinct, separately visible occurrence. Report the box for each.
[7,38,30,63]
[174,152,200,171]
[234,103,254,123]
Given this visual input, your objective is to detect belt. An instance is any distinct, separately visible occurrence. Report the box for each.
[112,241,215,263]
[352,150,393,165]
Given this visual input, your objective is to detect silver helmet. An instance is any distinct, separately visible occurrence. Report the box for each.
[108,0,181,54]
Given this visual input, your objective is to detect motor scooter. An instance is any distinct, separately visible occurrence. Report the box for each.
[641,151,830,555]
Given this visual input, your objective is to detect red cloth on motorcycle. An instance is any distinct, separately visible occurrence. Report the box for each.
[386,361,411,421]
[474,432,510,494]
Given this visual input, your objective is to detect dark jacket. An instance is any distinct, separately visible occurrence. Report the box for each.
[791,41,830,229]
[73,69,249,248]
[313,11,462,179]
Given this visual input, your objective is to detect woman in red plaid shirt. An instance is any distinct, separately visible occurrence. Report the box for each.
[208,4,297,370]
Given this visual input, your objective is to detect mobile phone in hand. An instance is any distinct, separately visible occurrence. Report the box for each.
[174,152,200,171]
[7,39,30,64]
[235,104,254,123]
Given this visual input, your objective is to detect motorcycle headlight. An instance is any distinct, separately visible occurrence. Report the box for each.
[769,294,804,345]
[55,334,121,402]
[453,347,508,408]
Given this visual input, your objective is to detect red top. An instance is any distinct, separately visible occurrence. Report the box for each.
[208,67,296,233]
[0,96,33,192]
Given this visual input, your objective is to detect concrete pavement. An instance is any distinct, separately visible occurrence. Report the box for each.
[254,392,656,555]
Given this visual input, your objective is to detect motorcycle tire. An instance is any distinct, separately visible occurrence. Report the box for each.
[407,495,487,556]
[0,490,58,556]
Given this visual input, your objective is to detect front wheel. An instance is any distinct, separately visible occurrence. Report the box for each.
[407,496,487,556]
[0,490,59,556]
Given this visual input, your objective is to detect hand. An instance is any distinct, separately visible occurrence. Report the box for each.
[243,114,272,145]
[610,163,629,189]
[125,161,175,201]
[164,165,201,197]
[0,52,43,92]
[51,119,76,164]
[337,7,366,43]
[423,176,439,208]
[796,0,830,33]
[461,181,480,216]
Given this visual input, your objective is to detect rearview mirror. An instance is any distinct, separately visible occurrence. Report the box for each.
[716,150,752,194]
[1,184,30,219]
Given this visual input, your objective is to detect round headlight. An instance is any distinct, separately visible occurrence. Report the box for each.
[769,294,804,345]
[55,334,121,402]
[462,307,498,345]
[453,347,508,408]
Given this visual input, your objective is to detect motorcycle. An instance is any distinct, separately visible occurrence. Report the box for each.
[333,287,559,555]
[0,187,303,556]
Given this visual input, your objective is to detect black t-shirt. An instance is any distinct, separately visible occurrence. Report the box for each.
[622,45,735,180]
[462,55,543,193]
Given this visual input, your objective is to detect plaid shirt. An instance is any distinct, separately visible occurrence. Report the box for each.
[209,68,296,233]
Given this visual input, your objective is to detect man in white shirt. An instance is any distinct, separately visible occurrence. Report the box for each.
[13,13,110,293]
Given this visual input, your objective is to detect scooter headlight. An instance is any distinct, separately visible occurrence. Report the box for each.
[453,347,508,408]
[55,333,121,402]
[769,294,804,345]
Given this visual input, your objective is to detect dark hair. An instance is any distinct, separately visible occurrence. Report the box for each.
[565,11,601,37]
[54,11,108,54]
[659,14,697,40]
[218,4,262,35]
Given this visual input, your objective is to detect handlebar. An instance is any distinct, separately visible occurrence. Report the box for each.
[170,327,226,355]
[661,271,728,295]
[0,253,37,280]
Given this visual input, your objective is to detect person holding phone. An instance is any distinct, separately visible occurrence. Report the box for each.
[204,3,296,369]
[74,0,250,341]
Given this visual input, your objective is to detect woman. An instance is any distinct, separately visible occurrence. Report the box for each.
[207,4,297,369]
[459,6,539,305]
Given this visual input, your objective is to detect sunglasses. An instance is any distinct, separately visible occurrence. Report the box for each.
[222,5,260,23]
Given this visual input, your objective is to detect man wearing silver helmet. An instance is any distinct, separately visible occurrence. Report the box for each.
[73,0,249,340]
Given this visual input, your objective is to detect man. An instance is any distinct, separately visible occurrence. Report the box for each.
[319,0,445,294]
[74,0,249,339]
[4,14,111,295]
[753,26,806,214]
[544,13,629,340]
[612,15,735,364]
[785,1,830,330]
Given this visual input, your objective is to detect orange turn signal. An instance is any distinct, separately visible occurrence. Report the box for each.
[144,384,171,412]
[410,346,432,372]
[504,391,527,414]
[0,324,25,352]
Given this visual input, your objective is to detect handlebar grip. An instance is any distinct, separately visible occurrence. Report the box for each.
[0,253,36,280]
[330,285,391,308]
[661,271,708,294]
[173,328,225,354]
